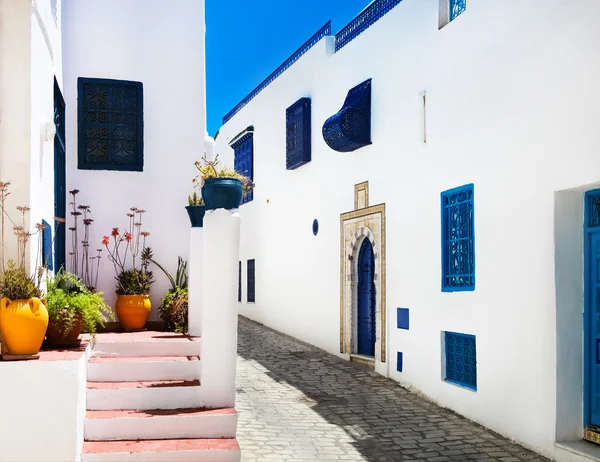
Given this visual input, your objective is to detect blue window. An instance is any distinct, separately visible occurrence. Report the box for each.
[444,331,476,390]
[238,261,242,302]
[232,133,254,204]
[441,183,475,291]
[77,77,144,171]
[286,98,311,170]
[42,219,53,271]
[449,0,466,21]
[247,259,255,303]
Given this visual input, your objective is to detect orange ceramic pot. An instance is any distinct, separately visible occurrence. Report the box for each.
[115,294,151,331]
[0,297,49,355]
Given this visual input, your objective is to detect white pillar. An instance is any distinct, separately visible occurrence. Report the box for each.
[200,209,240,408]
[187,227,204,337]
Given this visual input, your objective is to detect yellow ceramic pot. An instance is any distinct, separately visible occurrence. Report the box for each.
[0,297,49,356]
[115,294,151,331]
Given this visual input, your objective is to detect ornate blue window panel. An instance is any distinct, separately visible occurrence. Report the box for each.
[232,133,254,204]
[286,98,311,170]
[587,191,600,228]
[444,332,476,390]
[335,0,403,52]
[441,184,475,291]
[322,79,372,153]
[247,259,255,303]
[42,219,53,271]
[77,77,144,171]
[450,0,466,21]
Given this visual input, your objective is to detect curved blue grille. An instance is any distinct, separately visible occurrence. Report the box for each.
[223,22,331,124]
[335,0,403,52]
[322,79,372,152]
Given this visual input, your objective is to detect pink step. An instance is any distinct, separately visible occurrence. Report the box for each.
[82,438,240,462]
[86,408,236,419]
[89,355,199,362]
[87,380,200,389]
[90,331,197,343]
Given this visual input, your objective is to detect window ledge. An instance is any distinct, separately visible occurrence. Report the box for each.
[555,441,600,461]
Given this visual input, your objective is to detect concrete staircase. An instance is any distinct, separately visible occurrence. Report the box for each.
[81,333,240,462]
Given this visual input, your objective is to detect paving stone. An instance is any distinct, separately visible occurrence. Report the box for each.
[236,317,550,462]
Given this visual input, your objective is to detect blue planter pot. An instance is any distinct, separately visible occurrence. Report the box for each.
[185,205,206,228]
[201,178,243,210]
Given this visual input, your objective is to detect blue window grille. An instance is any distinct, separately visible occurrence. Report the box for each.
[247,259,256,303]
[335,0,403,52]
[323,79,372,153]
[77,77,144,172]
[42,219,53,271]
[286,98,311,170]
[441,184,475,291]
[587,191,600,228]
[232,133,254,204]
[238,261,242,302]
[449,0,466,21]
[444,331,476,390]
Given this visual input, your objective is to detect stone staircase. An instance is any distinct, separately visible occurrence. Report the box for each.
[81,332,240,462]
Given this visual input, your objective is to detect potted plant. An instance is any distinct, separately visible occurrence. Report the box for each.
[0,182,57,357]
[185,192,206,228]
[103,208,154,331]
[193,154,254,210]
[45,270,114,346]
[152,255,189,333]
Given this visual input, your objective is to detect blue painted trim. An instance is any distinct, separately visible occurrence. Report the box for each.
[397,308,409,330]
[444,331,477,391]
[223,22,331,124]
[231,132,254,150]
[335,0,403,52]
[77,77,144,172]
[584,188,600,426]
[42,219,53,271]
[441,183,475,292]
[396,351,403,372]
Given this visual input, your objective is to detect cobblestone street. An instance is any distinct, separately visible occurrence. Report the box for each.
[236,317,550,462]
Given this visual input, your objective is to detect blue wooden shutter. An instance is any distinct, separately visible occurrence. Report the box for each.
[232,134,254,204]
[238,261,242,302]
[286,98,311,170]
[42,219,53,271]
[247,259,255,303]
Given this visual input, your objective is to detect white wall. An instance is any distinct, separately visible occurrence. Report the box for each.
[216,0,600,458]
[62,0,206,319]
[0,350,89,461]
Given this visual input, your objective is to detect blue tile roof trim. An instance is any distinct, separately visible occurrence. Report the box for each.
[222,22,332,124]
[335,0,403,52]
[322,79,372,152]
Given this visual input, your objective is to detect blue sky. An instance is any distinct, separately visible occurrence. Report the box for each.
[206,0,371,136]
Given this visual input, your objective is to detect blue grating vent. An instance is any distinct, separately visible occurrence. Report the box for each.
[223,23,331,124]
[445,332,476,390]
[335,0,403,52]
[42,219,53,271]
[77,77,144,171]
[323,79,372,152]
[286,98,312,170]
[587,191,600,228]
[441,184,475,291]
[232,133,254,204]
[450,0,466,21]
[247,259,255,303]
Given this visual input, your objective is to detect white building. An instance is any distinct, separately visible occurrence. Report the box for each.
[215,0,600,460]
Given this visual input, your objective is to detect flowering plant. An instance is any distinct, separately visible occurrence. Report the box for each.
[103,208,153,295]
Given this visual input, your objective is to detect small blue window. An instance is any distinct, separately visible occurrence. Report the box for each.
[444,331,476,390]
[77,77,144,171]
[42,219,53,271]
[238,261,242,302]
[286,98,311,170]
[233,134,254,204]
[441,183,474,292]
[449,0,466,21]
[247,259,255,303]
[312,219,319,236]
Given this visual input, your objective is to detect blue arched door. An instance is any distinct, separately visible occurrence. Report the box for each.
[357,238,376,356]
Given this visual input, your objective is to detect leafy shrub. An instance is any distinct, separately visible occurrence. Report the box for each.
[158,287,188,333]
[0,264,43,300]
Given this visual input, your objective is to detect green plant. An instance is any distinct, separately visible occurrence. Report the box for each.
[0,261,42,300]
[152,256,188,291]
[193,154,254,193]
[46,270,114,341]
[152,257,188,333]
[188,192,204,206]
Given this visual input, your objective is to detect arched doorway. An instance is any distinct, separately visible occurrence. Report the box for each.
[357,238,376,357]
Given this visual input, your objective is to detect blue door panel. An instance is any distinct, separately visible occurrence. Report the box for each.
[589,232,600,426]
[357,239,376,356]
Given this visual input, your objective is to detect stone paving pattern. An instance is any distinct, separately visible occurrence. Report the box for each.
[236,317,550,462]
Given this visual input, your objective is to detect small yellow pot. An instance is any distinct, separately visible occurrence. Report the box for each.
[115,294,151,331]
[0,297,49,356]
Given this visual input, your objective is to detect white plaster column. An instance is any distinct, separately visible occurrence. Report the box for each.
[199,209,240,408]
[187,227,204,337]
